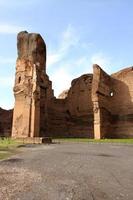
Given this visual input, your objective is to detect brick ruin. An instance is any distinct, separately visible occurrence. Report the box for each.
[92,65,133,139]
[0,31,133,139]
[11,31,94,138]
[0,108,13,137]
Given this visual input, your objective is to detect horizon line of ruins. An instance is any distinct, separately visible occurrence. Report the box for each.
[1,31,133,139]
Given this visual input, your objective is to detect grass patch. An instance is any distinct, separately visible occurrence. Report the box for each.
[0,138,20,148]
[0,138,22,160]
[53,138,133,144]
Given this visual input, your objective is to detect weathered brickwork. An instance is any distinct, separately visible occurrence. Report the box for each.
[92,65,133,138]
[1,31,133,139]
[0,108,13,136]
[12,31,53,138]
[11,31,94,138]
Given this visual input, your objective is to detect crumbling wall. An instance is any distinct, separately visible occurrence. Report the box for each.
[0,108,13,136]
[11,31,133,139]
[110,67,133,138]
[92,65,113,139]
[92,65,133,139]
[46,74,94,138]
[39,74,54,137]
[46,98,69,137]
[67,74,94,138]
[12,31,94,139]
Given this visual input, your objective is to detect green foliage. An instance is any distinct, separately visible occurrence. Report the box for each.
[0,137,21,160]
[0,137,19,148]
[53,138,133,144]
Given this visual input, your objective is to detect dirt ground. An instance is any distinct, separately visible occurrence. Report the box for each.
[0,143,133,200]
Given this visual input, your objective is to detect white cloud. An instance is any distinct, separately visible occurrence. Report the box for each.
[91,52,111,72]
[60,24,79,52]
[73,56,92,72]
[0,76,14,87]
[0,23,25,34]
[0,57,15,64]
[47,53,63,67]
[47,24,79,68]
[47,24,94,96]
[50,68,73,97]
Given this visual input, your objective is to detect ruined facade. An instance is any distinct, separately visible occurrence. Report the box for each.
[92,65,133,139]
[9,31,133,139]
[11,31,94,138]
[0,108,13,136]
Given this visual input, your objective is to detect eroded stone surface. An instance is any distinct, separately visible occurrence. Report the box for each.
[0,108,13,136]
[9,31,133,139]
[92,64,133,138]
[12,31,94,138]
[12,31,53,138]
[67,74,94,138]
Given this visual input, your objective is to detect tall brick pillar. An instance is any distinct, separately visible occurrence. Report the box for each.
[12,31,46,138]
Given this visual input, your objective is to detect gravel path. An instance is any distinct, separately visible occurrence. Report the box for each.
[0,143,133,200]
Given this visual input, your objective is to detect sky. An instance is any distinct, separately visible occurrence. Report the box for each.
[0,0,133,109]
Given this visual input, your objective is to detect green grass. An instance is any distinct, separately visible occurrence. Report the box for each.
[53,138,133,144]
[0,138,20,147]
[0,138,22,160]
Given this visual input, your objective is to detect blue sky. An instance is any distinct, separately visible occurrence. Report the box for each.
[0,0,133,109]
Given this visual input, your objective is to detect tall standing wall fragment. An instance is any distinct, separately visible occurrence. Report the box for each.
[92,64,133,138]
[12,31,53,138]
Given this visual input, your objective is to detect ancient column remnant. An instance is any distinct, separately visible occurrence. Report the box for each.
[92,64,113,139]
[12,31,53,138]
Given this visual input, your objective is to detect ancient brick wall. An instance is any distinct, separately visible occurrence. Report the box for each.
[111,67,133,138]
[47,98,69,137]
[39,74,54,136]
[92,64,113,139]
[0,108,13,136]
[67,74,94,138]
[11,31,133,139]
[92,65,133,139]
[44,74,94,138]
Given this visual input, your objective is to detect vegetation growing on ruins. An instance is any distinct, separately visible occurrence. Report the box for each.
[0,138,21,160]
